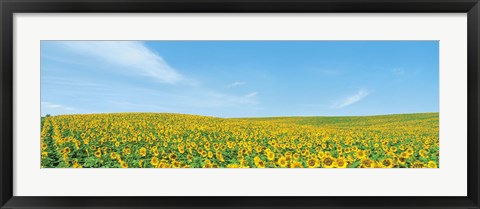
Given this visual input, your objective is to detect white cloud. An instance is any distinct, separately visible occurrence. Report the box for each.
[226,81,246,88]
[332,88,370,109]
[43,76,105,88]
[245,92,258,98]
[61,41,183,84]
[41,102,75,111]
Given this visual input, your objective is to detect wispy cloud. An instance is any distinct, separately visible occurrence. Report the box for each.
[226,81,246,88]
[245,92,258,98]
[43,76,105,88]
[60,41,183,84]
[41,101,75,111]
[42,54,90,66]
[332,88,370,109]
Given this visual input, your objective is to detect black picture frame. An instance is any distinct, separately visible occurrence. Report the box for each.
[1,0,479,208]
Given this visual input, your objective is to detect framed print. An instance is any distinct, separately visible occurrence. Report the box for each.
[39,40,440,169]
[1,0,479,209]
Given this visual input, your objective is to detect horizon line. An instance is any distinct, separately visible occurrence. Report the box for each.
[41,111,439,119]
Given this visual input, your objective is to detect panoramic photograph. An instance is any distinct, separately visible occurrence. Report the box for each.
[40,41,439,168]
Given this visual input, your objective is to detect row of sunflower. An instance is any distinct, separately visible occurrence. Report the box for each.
[40,113,439,168]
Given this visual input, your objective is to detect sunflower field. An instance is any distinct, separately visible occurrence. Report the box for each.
[40,112,439,168]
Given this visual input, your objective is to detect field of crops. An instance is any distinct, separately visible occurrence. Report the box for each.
[40,112,439,168]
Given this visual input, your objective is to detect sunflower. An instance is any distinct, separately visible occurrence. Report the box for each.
[427,161,438,168]
[361,158,375,168]
[172,161,181,168]
[301,149,308,156]
[227,164,241,168]
[356,150,366,159]
[178,146,185,154]
[293,153,300,160]
[169,153,177,160]
[120,161,128,168]
[139,147,147,157]
[277,156,288,167]
[335,157,348,168]
[216,151,225,162]
[151,157,159,166]
[290,161,303,168]
[207,151,213,158]
[94,150,102,158]
[255,159,266,168]
[267,151,275,161]
[239,159,248,167]
[398,157,407,166]
[306,158,319,168]
[285,151,293,158]
[347,155,354,162]
[411,161,425,168]
[110,152,117,159]
[285,155,292,162]
[322,156,335,168]
[388,151,397,158]
[62,153,69,161]
[324,151,331,158]
[380,158,394,168]
[390,146,397,152]
[406,148,414,157]
[63,147,71,154]
[159,162,169,168]
[123,147,131,155]
[317,152,325,159]
[254,156,261,163]
[73,140,80,149]
[419,149,429,158]
[41,143,48,150]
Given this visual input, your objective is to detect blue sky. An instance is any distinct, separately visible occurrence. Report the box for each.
[41,41,439,118]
